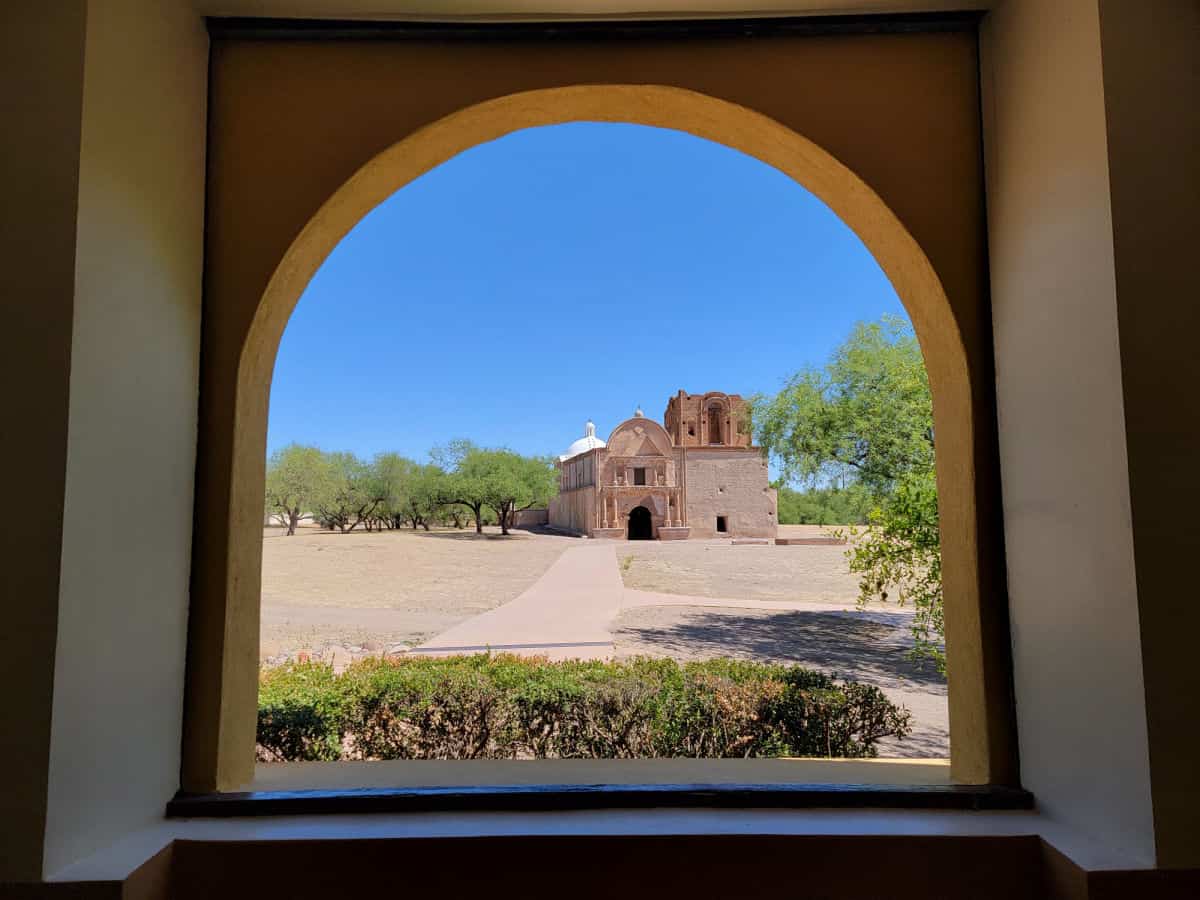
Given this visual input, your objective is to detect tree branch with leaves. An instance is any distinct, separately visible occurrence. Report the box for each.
[753,317,945,671]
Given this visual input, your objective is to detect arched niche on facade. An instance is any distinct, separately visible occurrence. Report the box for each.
[702,393,731,445]
[187,83,1012,793]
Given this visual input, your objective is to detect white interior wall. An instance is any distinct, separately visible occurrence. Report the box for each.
[23,0,1180,878]
[43,0,209,876]
[980,0,1155,865]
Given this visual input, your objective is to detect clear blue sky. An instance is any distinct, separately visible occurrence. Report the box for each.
[268,122,907,462]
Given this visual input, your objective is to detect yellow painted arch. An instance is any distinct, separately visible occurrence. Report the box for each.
[221,84,996,788]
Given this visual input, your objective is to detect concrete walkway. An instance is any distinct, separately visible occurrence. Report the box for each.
[412,543,624,660]
[412,543,900,661]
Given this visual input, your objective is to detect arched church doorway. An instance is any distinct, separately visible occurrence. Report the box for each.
[627,506,653,540]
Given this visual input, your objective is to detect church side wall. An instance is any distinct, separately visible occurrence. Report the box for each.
[684,450,776,539]
[549,488,594,536]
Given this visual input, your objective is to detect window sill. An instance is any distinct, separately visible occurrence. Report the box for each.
[166,758,1030,818]
[167,780,1032,818]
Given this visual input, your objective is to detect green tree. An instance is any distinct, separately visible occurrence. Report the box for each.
[439,504,474,529]
[373,453,445,530]
[774,482,873,526]
[429,438,476,472]
[264,444,330,535]
[752,316,933,494]
[431,440,489,533]
[846,468,945,672]
[755,317,944,670]
[313,452,385,533]
[398,463,446,531]
[440,447,557,535]
[478,450,558,535]
[371,452,408,530]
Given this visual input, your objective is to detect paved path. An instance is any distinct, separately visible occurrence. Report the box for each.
[413,543,624,660]
[412,543,897,660]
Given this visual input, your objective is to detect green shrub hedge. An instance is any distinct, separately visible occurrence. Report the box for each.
[257,655,911,762]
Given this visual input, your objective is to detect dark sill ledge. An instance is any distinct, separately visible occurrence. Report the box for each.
[167,782,1034,819]
[207,12,982,42]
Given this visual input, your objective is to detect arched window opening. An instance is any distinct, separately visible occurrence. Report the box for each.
[707,404,724,445]
[254,121,948,770]
[188,83,1009,794]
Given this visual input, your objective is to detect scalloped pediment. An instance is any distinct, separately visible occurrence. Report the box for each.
[607,418,672,456]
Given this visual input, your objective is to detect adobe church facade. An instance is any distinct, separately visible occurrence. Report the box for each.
[549,391,777,540]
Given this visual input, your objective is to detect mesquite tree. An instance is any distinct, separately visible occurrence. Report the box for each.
[313,452,385,533]
[437,444,557,535]
[753,317,944,670]
[264,444,329,535]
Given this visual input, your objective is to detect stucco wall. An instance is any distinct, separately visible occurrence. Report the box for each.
[684,450,777,539]
[41,0,209,877]
[195,33,1016,787]
[1097,0,1200,868]
[2,2,1197,888]
[981,0,1154,865]
[0,2,87,883]
[549,488,595,535]
[511,508,550,528]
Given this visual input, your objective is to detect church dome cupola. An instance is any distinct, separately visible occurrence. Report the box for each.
[560,419,606,461]
[634,405,645,418]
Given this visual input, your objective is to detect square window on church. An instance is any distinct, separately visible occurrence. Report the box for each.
[634,467,646,486]
[716,516,728,533]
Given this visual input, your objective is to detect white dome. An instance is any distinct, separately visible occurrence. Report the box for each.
[560,420,606,461]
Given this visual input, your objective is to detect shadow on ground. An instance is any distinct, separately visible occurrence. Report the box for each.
[614,607,946,692]
[615,606,950,757]
[407,530,530,541]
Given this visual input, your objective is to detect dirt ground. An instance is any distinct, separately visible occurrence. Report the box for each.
[260,525,573,663]
[618,525,866,605]
[260,523,947,755]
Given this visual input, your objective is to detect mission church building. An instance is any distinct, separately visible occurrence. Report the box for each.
[550,391,777,540]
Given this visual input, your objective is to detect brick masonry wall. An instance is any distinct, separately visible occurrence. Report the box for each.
[684,449,777,538]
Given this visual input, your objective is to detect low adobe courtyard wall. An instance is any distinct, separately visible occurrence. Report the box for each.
[511,508,549,529]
